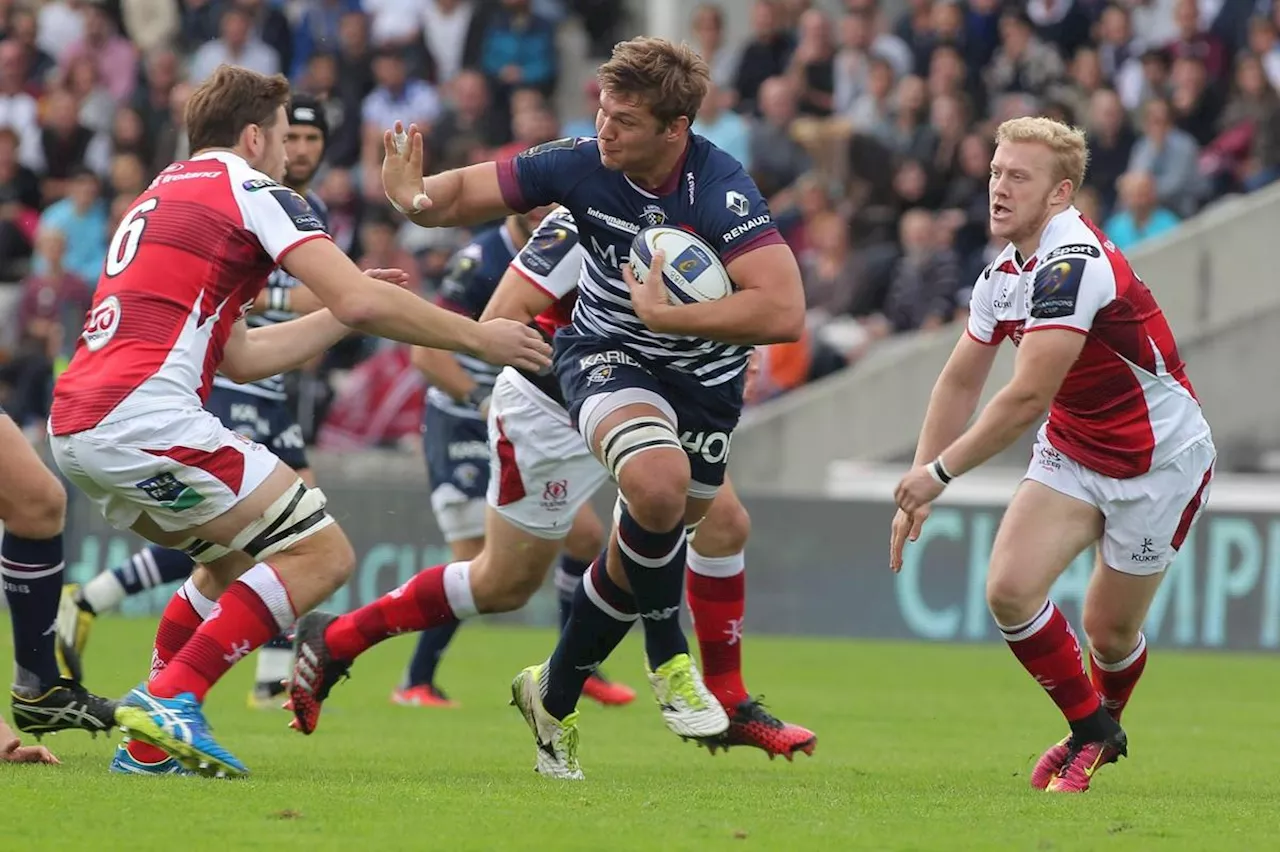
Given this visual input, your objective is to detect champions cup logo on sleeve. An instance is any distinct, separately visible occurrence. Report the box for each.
[270,189,325,231]
[1030,256,1085,319]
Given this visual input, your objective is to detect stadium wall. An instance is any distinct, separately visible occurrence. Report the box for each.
[729,182,1280,492]
[46,468,1280,653]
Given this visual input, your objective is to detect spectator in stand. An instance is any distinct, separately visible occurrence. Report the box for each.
[867,207,962,336]
[119,0,181,55]
[748,75,811,197]
[35,167,106,287]
[60,2,138,103]
[1056,45,1105,125]
[150,79,191,173]
[1131,47,1172,114]
[480,0,557,103]
[361,46,441,194]
[1213,53,1280,192]
[491,98,558,161]
[238,0,293,78]
[846,54,895,129]
[188,4,280,85]
[1129,96,1205,216]
[64,54,114,135]
[1027,0,1092,61]
[843,0,911,76]
[357,206,421,293]
[875,74,936,165]
[291,0,362,80]
[734,0,794,116]
[1096,3,1145,110]
[0,39,41,171]
[832,11,881,118]
[1103,170,1182,252]
[131,47,179,141]
[693,79,750,166]
[35,0,83,61]
[1131,0,1179,52]
[431,69,509,171]
[0,127,40,277]
[37,87,110,199]
[939,131,993,265]
[691,4,739,91]
[787,7,835,117]
[985,10,1065,103]
[1168,0,1228,86]
[108,151,148,201]
[1248,15,1280,92]
[421,0,487,86]
[336,10,376,105]
[8,8,55,89]
[1084,88,1136,219]
[561,79,600,138]
[110,105,152,168]
[364,0,423,58]
[4,226,90,426]
[799,208,863,323]
[1170,55,1220,146]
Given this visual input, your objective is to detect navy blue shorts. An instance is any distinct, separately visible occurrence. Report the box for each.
[206,386,309,472]
[553,328,745,492]
[422,403,490,502]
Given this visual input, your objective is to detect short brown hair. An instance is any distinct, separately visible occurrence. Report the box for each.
[186,65,292,153]
[597,37,710,127]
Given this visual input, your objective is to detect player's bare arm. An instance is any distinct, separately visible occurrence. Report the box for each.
[0,715,58,764]
[894,327,1085,513]
[282,237,550,371]
[890,333,1001,571]
[219,312,349,384]
[479,265,557,325]
[382,122,513,228]
[623,243,805,345]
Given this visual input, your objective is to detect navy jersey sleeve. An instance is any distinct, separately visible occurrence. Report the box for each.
[700,168,787,265]
[495,137,598,213]
[436,241,487,318]
[305,191,330,231]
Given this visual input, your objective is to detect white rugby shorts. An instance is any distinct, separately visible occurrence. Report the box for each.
[50,407,279,533]
[1023,423,1215,575]
[486,368,609,540]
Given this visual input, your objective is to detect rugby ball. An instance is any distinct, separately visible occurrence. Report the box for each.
[629,225,733,304]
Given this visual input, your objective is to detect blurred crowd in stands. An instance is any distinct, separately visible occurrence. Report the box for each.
[1,0,1276,445]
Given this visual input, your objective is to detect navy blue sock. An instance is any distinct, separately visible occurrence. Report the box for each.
[541,558,636,719]
[404,622,461,687]
[554,555,592,631]
[2,532,65,688]
[115,546,194,596]
[616,507,689,670]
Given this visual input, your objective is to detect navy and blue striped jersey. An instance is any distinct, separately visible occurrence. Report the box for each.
[425,223,519,419]
[496,134,785,387]
[212,189,330,401]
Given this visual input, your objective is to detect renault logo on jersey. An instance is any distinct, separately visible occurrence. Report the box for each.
[726,190,749,217]
[640,204,666,227]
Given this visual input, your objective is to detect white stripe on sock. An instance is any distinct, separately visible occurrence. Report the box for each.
[1092,633,1147,672]
[442,561,477,619]
[686,549,745,578]
[997,600,1054,643]
[139,548,161,588]
[582,567,639,623]
[618,530,685,569]
[0,560,64,580]
[179,578,216,620]
[238,563,296,631]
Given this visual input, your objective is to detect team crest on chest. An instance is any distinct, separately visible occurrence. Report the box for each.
[640,204,667,227]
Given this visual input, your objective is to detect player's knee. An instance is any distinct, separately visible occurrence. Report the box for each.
[619,461,688,532]
[697,498,750,553]
[1082,611,1140,661]
[985,573,1041,625]
[5,475,66,539]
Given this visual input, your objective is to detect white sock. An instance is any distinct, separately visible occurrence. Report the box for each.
[686,549,745,578]
[443,561,477,619]
[82,571,127,615]
[254,647,293,686]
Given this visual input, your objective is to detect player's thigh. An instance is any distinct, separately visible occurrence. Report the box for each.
[424,404,489,545]
[988,481,1103,616]
[0,412,65,535]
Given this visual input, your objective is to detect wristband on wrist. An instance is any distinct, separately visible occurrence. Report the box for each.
[927,456,954,486]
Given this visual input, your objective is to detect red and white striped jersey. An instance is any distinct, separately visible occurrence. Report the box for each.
[966,206,1210,479]
[50,151,330,436]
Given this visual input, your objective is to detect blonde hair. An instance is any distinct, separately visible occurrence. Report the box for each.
[994,116,1089,195]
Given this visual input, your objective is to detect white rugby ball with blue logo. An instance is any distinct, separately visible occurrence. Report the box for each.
[629,226,733,304]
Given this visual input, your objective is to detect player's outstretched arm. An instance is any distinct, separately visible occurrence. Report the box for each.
[625,243,805,345]
[382,122,513,228]
[282,238,550,370]
[0,714,59,764]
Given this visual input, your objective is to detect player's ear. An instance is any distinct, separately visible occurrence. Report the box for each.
[665,116,690,141]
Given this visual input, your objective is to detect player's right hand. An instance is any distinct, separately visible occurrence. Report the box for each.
[382,120,430,215]
[474,318,552,372]
[1,736,59,764]
[889,504,931,573]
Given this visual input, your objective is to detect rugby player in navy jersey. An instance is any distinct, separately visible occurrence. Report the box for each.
[287,37,807,776]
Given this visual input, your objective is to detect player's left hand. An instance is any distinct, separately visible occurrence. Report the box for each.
[382,120,430,215]
[1,736,59,764]
[894,465,945,515]
[622,250,673,332]
[365,267,411,288]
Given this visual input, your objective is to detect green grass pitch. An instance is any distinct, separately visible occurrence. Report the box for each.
[3,615,1279,851]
